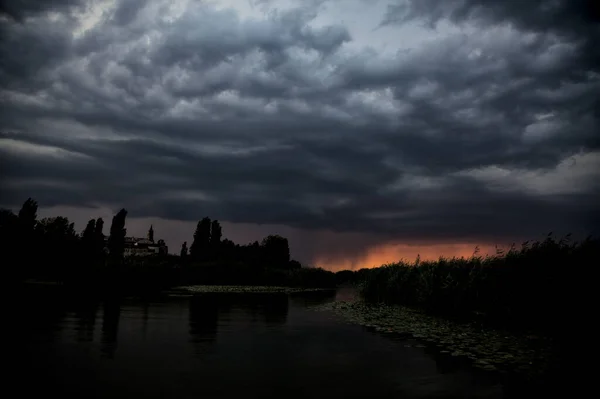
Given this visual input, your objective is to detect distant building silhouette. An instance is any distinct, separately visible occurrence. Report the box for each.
[103,236,168,256]
[148,224,154,242]
[124,237,168,256]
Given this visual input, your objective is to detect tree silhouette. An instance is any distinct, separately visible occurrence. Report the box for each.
[94,218,105,261]
[248,240,262,266]
[220,239,236,262]
[1,209,20,280]
[190,217,211,262]
[82,219,96,256]
[108,209,127,263]
[0,209,18,228]
[36,217,76,238]
[43,218,69,236]
[2,197,343,289]
[190,221,202,261]
[261,235,290,268]
[18,197,38,232]
[0,209,18,248]
[17,198,38,267]
[180,241,188,258]
[83,219,95,240]
[210,220,222,246]
[210,220,222,260]
[35,216,79,280]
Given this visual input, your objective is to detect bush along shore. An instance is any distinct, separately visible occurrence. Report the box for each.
[318,234,599,383]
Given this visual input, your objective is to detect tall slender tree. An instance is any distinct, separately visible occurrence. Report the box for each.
[108,209,127,262]
[82,219,96,256]
[17,197,38,232]
[94,217,105,260]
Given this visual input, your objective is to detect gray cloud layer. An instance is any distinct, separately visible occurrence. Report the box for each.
[1,0,599,247]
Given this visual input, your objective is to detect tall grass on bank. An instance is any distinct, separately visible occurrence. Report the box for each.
[357,234,599,332]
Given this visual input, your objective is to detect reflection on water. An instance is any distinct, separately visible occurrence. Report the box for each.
[14,286,508,399]
[74,300,98,343]
[101,300,120,359]
[189,294,219,355]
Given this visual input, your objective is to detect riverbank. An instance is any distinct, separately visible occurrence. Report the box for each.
[347,235,598,340]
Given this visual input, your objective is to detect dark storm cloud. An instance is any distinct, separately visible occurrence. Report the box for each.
[1,0,599,246]
[0,16,74,90]
[381,0,600,75]
[110,0,145,26]
[381,0,600,41]
[0,0,86,21]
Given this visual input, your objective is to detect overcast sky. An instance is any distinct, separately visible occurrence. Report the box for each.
[1,0,599,270]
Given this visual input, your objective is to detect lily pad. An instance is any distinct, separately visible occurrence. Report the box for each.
[310,299,553,378]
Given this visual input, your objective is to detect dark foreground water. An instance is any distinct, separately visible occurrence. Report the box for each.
[13,286,509,399]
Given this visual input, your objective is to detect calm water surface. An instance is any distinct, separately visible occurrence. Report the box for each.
[14,286,506,398]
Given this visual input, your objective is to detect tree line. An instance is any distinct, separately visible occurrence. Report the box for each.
[0,197,306,285]
[181,217,300,270]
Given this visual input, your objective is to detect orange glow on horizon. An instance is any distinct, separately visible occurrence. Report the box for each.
[315,242,497,272]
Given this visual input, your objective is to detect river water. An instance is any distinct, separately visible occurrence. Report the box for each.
[13,286,507,398]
